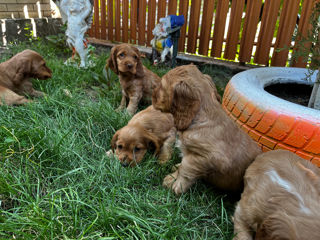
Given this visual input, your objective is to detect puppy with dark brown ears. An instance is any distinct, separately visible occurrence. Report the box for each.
[110,105,176,167]
[0,49,52,105]
[152,64,261,195]
[233,150,320,240]
[106,43,161,115]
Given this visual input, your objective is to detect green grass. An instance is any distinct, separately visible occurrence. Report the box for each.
[0,40,236,239]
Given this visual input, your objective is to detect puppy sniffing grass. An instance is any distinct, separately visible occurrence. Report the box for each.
[108,106,176,167]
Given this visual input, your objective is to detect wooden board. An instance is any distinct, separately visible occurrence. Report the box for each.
[198,0,215,56]
[224,0,245,60]
[271,0,300,66]
[187,0,201,53]
[211,0,229,58]
[254,0,281,65]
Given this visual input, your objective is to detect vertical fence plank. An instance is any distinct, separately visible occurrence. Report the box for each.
[239,0,262,64]
[254,0,281,65]
[100,0,106,39]
[130,0,138,43]
[168,0,177,15]
[147,0,156,47]
[271,0,300,66]
[107,0,113,41]
[94,0,100,38]
[187,0,201,53]
[178,0,189,52]
[158,0,167,22]
[138,0,147,45]
[224,0,245,60]
[198,0,215,56]
[122,0,129,43]
[291,0,316,68]
[211,0,229,58]
[115,0,121,41]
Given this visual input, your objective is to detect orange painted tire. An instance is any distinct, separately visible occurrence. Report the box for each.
[222,67,320,166]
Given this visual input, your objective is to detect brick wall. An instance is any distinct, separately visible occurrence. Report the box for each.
[0,0,53,19]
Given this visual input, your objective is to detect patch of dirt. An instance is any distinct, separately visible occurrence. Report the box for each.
[265,83,313,107]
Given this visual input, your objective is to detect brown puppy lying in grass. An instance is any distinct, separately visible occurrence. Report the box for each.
[106,43,161,115]
[152,64,261,194]
[109,106,176,167]
[0,49,52,105]
[233,149,320,240]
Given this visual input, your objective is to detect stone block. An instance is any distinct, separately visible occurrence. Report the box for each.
[0,12,14,19]
[39,4,51,11]
[27,11,40,18]
[0,4,7,11]
[17,0,38,3]
[35,17,63,38]
[42,10,52,17]
[0,0,17,3]
[7,4,24,11]
[5,19,32,43]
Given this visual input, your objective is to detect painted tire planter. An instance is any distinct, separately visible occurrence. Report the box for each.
[222,67,320,166]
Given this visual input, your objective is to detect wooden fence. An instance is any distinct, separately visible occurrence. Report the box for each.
[88,0,318,67]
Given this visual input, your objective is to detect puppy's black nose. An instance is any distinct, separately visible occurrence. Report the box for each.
[127,64,133,69]
[121,162,129,167]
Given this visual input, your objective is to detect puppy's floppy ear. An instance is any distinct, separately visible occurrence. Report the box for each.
[106,46,119,74]
[111,130,120,152]
[143,130,161,155]
[212,84,221,103]
[13,57,32,85]
[203,74,221,103]
[171,81,201,131]
[133,47,144,78]
[255,213,296,240]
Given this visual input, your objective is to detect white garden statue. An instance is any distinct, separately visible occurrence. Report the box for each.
[53,0,94,67]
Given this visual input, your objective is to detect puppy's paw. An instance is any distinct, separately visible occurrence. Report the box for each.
[163,170,194,195]
[126,108,136,116]
[106,150,114,157]
[158,152,170,165]
[171,178,187,195]
[14,97,33,105]
[32,90,45,97]
[163,171,178,189]
[116,106,125,112]
[171,163,181,172]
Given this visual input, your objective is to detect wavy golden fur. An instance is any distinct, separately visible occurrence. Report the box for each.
[106,44,161,115]
[110,106,176,167]
[0,49,52,105]
[233,150,320,240]
[152,64,261,194]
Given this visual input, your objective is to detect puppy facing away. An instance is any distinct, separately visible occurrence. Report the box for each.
[152,64,261,194]
[233,150,320,240]
[0,49,52,105]
[106,43,161,115]
[110,105,176,167]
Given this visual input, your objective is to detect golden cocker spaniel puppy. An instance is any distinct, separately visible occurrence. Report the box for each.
[152,65,261,194]
[110,105,176,167]
[233,150,320,240]
[106,43,161,115]
[0,49,52,105]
